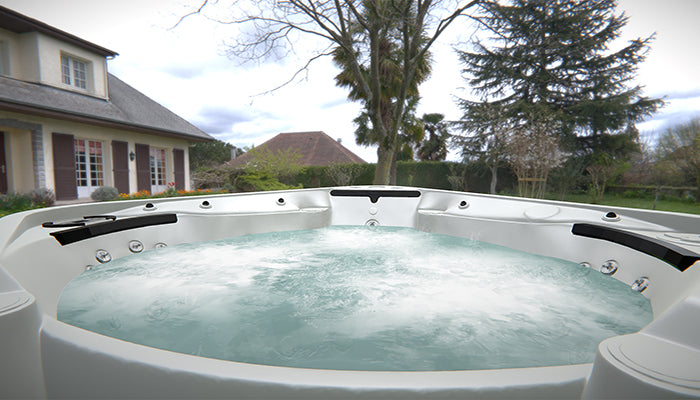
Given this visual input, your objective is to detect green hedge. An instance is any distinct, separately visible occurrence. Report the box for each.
[289,161,517,193]
[194,161,518,194]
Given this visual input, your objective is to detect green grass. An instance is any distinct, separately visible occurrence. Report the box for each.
[547,193,700,215]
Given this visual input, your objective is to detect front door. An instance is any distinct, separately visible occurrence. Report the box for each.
[0,132,7,194]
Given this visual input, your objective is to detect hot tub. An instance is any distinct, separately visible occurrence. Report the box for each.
[1,186,699,399]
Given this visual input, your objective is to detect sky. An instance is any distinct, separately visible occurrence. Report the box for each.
[2,0,700,162]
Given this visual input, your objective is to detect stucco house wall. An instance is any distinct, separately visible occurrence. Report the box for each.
[0,110,191,195]
[0,6,212,200]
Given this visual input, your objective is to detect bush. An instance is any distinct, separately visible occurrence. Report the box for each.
[325,163,364,186]
[682,191,696,203]
[0,191,53,217]
[234,172,302,192]
[91,186,119,201]
[221,183,237,193]
[29,188,55,207]
[0,192,32,212]
[623,190,645,199]
[192,167,233,189]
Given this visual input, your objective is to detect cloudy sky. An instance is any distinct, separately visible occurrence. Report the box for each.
[2,0,700,162]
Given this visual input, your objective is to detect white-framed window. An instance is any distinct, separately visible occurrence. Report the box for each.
[150,147,167,193]
[61,54,87,89]
[75,139,104,197]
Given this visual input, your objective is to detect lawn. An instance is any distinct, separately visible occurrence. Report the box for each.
[548,193,700,216]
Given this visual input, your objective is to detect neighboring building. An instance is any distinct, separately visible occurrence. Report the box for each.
[229,131,365,168]
[0,6,212,201]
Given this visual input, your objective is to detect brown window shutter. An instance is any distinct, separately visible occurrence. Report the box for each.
[112,140,129,194]
[52,132,77,200]
[135,143,150,193]
[173,148,185,190]
[0,132,7,194]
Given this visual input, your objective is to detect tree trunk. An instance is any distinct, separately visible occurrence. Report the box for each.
[390,148,398,185]
[489,161,498,194]
[373,130,398,185]
[374,144,394,185]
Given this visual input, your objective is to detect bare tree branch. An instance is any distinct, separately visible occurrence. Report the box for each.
[249,49,335,98]
[178,0,483,184]
[169,0,209,30]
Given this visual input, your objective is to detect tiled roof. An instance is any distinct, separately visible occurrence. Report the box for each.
[0,73,212,141]
[230,131,365,167]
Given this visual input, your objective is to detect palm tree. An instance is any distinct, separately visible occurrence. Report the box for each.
[332,2,432,183]
[352,96,425,183]
[417,113,449,161]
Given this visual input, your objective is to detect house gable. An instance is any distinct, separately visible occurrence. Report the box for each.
[0,6,115,99]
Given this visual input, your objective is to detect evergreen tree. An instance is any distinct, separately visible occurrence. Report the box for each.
[456,0,662,159]
[453,102,510,193]
[189,140,240,171]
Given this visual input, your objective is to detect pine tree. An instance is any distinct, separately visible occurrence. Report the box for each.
[456,0,662,159]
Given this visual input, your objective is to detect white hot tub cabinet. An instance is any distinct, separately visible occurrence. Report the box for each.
[1,187,699,399]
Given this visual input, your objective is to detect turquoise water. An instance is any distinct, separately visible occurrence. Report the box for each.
[58,226,652,371]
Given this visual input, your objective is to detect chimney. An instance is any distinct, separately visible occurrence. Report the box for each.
[337,138,342,144]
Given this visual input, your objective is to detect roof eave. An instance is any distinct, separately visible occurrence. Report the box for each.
[0,6,118,57]
[0,99,213,142]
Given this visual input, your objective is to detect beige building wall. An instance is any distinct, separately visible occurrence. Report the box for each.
[0,110,192,198]
[3,127,34,193]
[0,29,44,83]
[0,27,23,77]
[0,28,108,98]
[36,34,108,99]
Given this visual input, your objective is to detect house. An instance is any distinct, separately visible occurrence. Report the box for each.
[229,131,365,168]
[0,6,213,201]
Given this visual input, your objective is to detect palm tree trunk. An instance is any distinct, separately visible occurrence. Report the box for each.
[390,148,398,185]
[374,144,394,185]
[373,129,398,185]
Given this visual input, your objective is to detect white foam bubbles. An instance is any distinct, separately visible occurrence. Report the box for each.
[57,226,652,371]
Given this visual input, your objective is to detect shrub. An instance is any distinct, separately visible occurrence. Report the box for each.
[682,191,696,203]
[91,186,119,201]
[243,146,305,180]
[30,188,55,207]
[623,190,641,199]
[192,167,233,189]
[221,183,237,193]
[234,171,302,192]
[0,192,32,212]
[325,163,363,186]
[115,189,222,200]
[0,192,51,217]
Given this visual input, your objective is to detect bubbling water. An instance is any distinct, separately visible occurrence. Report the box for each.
[58,226,652,371]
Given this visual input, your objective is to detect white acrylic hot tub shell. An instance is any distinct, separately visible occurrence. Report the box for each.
[1,186,699,399]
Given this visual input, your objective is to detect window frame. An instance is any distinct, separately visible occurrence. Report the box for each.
[149,147,167,193]
[74,138,104,197]
[60,54,88,90]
